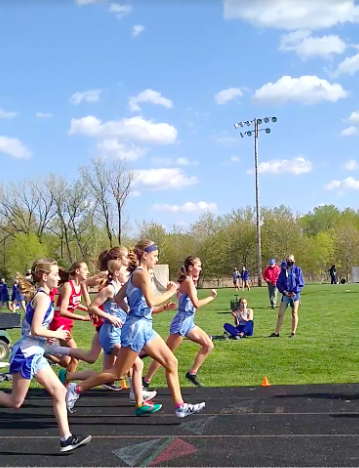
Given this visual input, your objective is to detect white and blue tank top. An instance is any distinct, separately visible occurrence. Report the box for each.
[126,268,153,321]
[21,288,53,342]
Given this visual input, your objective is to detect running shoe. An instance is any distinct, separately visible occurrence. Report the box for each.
[130,389,157,402]
[60,434,92,452]
[66,383,80,413]
[175,402,206,418]
[102,382,123,391]
[185,372,203,387]
[58,369,67,385]
[135,402,162,416]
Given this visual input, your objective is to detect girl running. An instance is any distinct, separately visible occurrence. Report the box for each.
[11,279,26,313]
[0,278,11,311]
[65,240,206,418]
[48,261,91,373]
[143,257,217,389]
[0,259,91,452]
[51,248,129,388]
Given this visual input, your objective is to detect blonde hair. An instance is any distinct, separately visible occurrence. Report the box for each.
[16,258,58,299]
[128,240,154,273]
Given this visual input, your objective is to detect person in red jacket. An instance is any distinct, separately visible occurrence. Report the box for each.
[263,259,280,309]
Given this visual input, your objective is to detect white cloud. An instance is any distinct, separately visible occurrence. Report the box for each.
[343,159,359,171]
[151,157,173,166]
[133,168,197,191]
[333,53,359,77]
[130,190,141,197]
[215,87,242,105]
[132,25,145,37]
[348,111,359,124]
[175,157,198,166]
[280,31,347,59]
[36,112,52,118]
[325,177,359,191]
[230,156,240,162]
[69,115,177,145]
[341,126,358,137]
[129,89,173,112]
[109,3,132,18]
[324,179,342,190]
[223,0,359,30]
[97,139,146,160]
[247,157,312,175]
[70,89,102,105]
[0,136,31,159]
[253,75,348,105]
[153,201,217,213]
[0,108,18,119]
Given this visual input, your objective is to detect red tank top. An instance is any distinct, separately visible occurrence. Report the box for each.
[53,280,82,326]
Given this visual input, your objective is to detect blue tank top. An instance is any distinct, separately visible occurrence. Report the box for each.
[21,288,53,342]
[102,281,128,324]
[177,291,196,317]
[126,268,152,321]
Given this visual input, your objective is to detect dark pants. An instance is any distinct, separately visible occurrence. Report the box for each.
[224,321,254,337]
[330,275,336,284]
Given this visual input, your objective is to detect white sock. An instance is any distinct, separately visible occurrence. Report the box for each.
[60,433,72,442]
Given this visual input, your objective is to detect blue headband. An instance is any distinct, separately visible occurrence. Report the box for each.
[144,244,158,253]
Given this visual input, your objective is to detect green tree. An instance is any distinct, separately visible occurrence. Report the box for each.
[6,233,49,275]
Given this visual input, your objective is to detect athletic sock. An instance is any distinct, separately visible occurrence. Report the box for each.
[60,433,72,442]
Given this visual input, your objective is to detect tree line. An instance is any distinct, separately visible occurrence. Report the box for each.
[1,158,358,285]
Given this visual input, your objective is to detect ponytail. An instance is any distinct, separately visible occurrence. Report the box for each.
[177,256,200,284]
[16,258,58,299]
[58,261,85,287]
[127,240,154,273]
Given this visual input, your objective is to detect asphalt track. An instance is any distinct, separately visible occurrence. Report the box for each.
[1,383,359,467]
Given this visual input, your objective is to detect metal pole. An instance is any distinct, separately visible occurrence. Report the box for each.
[254,119,262,287]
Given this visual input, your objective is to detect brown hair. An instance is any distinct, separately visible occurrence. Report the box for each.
[16,258,58,299]
[58,261,86,287]
[177,257,200,283]
[127,239,154,273]
[98,246,128,271]
[98,259,123,290]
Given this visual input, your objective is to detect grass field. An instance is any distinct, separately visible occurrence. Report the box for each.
[2,284,359,388]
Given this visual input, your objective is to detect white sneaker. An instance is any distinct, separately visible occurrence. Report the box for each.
[66,383,80,413]
[130,389,157,402]
[175,402,206,418]
[102,382,123,392]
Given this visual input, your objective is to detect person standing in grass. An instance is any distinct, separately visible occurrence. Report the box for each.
[143,256,217,388]
[232,268,240,291]
[241,266,250,291]
[11,279,26,313]
[270,255,305,338]
[263,259,280,309]
[0,278,11,311]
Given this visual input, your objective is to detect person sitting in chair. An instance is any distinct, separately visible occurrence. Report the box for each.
[224,298,254,339]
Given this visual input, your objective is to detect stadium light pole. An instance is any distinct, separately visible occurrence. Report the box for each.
[233,117,278,287]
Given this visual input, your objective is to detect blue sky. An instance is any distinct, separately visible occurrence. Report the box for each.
[1,0,359,229]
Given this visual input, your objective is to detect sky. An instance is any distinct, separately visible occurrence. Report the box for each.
[1,0,359,229]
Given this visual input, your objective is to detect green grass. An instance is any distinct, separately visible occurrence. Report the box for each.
[2,284,359,388]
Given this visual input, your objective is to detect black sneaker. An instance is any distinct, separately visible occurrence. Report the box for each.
[289,333,296,338]
[185,372,203,387]
[269,333,279,337]
[142,377,150,389]
[60,435,92,452]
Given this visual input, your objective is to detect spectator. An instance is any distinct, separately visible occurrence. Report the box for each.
[224,298,254,339]
[263,259,280,309]
[232,268,240,291]
[328,265,337,285]
[241,266,250,291]
[270,255,304,338]
[0,278,11,311]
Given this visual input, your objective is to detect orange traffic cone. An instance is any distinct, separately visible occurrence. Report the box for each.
[262,377,271,387]
[121,379,130,389]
